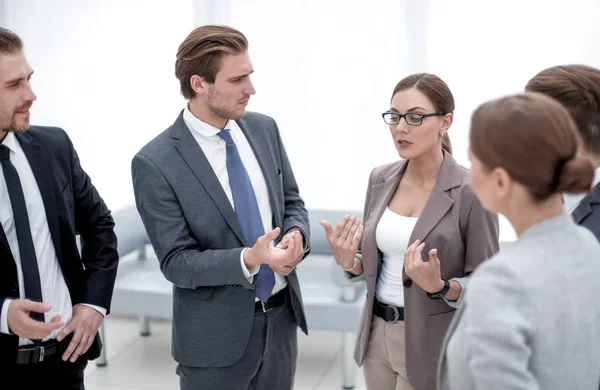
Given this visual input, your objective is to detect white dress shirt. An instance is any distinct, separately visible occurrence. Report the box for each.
[0,132,105,345]
[183,106,287,299]
[563,167,600,213]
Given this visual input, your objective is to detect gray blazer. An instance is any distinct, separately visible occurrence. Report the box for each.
[131,111,310,368]
[352,152,499,390]
[438,213,600,390]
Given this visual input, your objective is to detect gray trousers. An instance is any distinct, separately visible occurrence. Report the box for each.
[177,301,298,390]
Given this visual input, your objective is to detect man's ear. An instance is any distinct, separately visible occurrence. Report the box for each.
[190,75,208,96]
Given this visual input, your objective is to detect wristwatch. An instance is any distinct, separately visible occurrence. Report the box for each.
[427,279,450,300]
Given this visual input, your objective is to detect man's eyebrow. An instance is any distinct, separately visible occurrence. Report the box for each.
[228,70,254,80]
[4,70,34,86]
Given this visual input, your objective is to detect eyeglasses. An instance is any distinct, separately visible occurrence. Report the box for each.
[381,111,447,126]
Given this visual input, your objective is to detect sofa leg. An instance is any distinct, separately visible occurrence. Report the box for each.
[96,322,107,366]
[140,316,151,336]
[341,331,355,389]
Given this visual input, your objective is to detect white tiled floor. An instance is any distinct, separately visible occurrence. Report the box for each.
[84,315,366,390]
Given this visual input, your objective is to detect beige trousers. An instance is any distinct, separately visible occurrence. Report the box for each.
[363,315,415,390]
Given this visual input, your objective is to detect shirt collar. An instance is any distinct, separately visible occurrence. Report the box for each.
[183,105,237,137]
[0,132,18,154]
[593,167,600,188]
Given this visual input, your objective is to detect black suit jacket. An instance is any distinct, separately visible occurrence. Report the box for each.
[0,126,118,363]
[572,182,600,242]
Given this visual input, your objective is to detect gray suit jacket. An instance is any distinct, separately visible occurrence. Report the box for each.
[131,111,310,368]
[351,152,499,390]
[437,214,600,390]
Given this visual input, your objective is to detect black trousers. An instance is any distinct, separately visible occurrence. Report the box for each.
[177,301,299,390]
[5,353,88,390]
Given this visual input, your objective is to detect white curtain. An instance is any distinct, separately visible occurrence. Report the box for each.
[201,0,415,214]
[3,0,194,212]
[4,0,600,241]
[427,0,600,240]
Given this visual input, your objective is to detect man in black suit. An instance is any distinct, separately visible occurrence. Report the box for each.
[0,27,118,388]
[526,65,600,240]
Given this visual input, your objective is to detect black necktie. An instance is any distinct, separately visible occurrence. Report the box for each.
[0,144,45,322]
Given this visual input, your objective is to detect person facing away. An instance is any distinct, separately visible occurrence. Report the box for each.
[525,64,600,241]
[130,25,310,390]
[320,73,499,390]
[0,27,119,389]
[438,92,600,390]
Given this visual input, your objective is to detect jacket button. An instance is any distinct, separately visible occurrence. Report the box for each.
[403,278,413,288]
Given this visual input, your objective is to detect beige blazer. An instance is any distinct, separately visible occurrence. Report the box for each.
[353,151,499,390]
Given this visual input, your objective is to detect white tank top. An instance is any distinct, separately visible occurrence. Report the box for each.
[375,207,418,307]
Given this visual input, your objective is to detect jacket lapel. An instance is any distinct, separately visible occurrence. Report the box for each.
[571,182,600,224]
[0,226,12,261]
[408,151,461,245]
[171,113,247,245]
[15,132,62,257]
[361,160,407,277]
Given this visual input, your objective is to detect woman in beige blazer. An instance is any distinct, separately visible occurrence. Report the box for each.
[321,73,499,390]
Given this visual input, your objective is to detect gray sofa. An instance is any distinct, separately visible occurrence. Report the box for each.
[98,205,366,389]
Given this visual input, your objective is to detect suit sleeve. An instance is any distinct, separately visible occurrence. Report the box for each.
[461,261,539,390]
[66,133,119,313]
[131,153,253,290]
[272,119,311,258]
[446,185,499,308]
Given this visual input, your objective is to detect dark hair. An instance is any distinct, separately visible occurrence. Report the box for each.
[0,27,23,55]
[525,64,600,156]
[175,25,248,99]
[470,92,594,201]
[391,73,455,155]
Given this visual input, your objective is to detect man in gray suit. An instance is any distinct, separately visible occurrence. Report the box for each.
[131,25,310,390]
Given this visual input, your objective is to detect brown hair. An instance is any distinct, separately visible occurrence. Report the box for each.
[392,73,455,155]
[0,27,23,55]
[525,64,600,156]
[175,25,248,99]
[470,92,594,201]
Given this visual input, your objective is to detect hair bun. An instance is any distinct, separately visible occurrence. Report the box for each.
[556,156,595,194]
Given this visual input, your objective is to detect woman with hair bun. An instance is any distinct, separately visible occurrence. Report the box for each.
[438,92,600,390]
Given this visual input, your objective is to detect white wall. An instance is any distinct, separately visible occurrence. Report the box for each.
[4,0,193,213]
[3,0,600,241]
[427,0,600,240]
[218,0,414,213]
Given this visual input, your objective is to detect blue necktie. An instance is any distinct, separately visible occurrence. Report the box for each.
[0,145,45,322]
[216,130,275,302]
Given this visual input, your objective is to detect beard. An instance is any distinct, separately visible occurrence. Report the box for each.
[0,109,30,133]
[8,120,29,133]
[206,86,245,121]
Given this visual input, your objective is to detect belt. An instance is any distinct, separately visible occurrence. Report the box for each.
[255,287,288,312]
[373,296,404,323]
[16,336,70,364]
